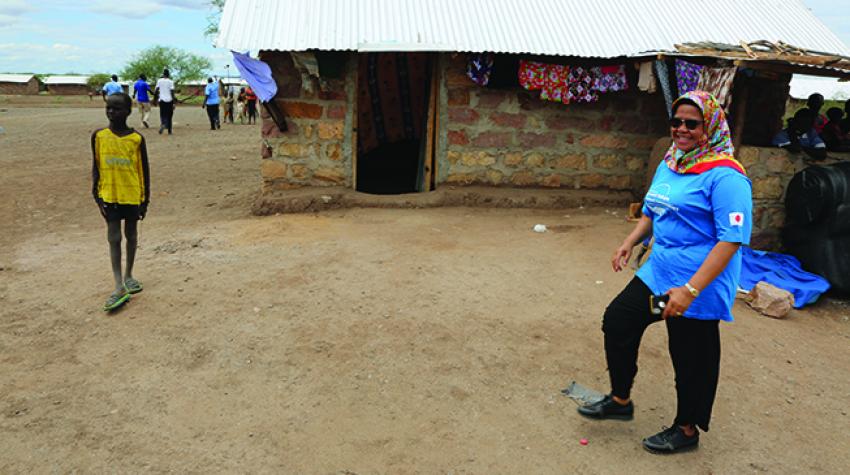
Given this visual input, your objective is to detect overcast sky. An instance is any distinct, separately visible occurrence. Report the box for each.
[0,0,848,79]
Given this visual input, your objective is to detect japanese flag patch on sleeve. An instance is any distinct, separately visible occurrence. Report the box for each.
[729,212,744,226]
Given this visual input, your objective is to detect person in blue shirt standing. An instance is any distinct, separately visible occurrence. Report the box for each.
[132,74,153,128]
[101,74,123,101]
[201,77,221,130]
[577,91,752,455]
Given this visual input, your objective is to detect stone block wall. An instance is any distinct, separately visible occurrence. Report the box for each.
[258,51,354,191]
[436,54,670,195]
[46,85,90,95]
[0,78,39,95]
[737,146,850,250]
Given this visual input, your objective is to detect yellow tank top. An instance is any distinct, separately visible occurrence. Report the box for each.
[95,128,145,205]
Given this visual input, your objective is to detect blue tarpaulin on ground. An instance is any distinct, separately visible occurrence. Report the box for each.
[231,51,277,102]
[739,247,831,308]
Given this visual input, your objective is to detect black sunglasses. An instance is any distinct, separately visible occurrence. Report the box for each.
[669,118,703,130]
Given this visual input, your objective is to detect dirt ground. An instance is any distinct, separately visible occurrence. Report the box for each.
[1,99,849,474]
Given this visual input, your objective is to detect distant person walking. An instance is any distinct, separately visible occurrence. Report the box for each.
[101,74,123,101]
[132,74,153,128]
[155,69,175,135]
[245,86,258,124]
[202,77,221,130]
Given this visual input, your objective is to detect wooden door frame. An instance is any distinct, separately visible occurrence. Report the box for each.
[351,52,439,192]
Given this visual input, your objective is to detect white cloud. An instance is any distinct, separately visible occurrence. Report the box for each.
[0,14,18,27]
[0,0,33,26]
[86,0,209,19]
[0,0,33,16]
[89,2,161,18]
[52,43,76,51]
[159,0,208,9]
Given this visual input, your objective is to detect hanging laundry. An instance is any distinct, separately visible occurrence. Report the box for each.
[674,59,703,96]
[654,60,674,117]
[540,64,570,103]
[231,51,277,102]
[637,62,656,93]
[467,53,495,86]
[697,66,737,108]
[518,60,547,91]
[565,66,598,103]
[591,65,628,93]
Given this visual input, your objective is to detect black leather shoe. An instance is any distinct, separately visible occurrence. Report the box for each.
[577,394,634,420]
[642,426,699,454]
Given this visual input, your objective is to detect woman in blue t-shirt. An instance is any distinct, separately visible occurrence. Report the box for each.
[577,91,752,454]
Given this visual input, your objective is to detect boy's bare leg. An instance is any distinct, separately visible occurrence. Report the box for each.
[123,219,138,282]
[107,221,124,293]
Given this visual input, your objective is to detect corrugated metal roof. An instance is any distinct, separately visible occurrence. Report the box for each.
[216,0,850,58]
[43,75,89,85]
[0,74,36,83]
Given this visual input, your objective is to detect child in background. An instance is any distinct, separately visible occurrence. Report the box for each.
[223,90,235,124]
[236,87,247,124]
[91,93,150,311]
[245,86,258,124]
[821,107,849,152]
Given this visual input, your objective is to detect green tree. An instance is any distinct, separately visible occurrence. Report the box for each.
[120,45,212,85]
[204,0,226,38]
[87,73,112,91]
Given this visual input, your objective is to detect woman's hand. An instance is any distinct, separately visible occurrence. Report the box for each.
[663,286,695,319]
[611,242,633,272]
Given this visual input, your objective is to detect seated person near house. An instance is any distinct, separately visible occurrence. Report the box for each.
[772,109,827,160]
[821,107,850,152]
[807,93,827,134]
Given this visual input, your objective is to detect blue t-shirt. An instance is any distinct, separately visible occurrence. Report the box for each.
[204,82,220,105]
[133,80,150,102]
[771,128,825,149]
[103,81,123,96]
[637,164,753,322]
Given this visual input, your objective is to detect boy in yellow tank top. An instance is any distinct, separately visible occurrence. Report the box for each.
[91,93,150,311]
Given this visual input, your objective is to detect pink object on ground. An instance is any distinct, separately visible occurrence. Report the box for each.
[580,438,588,446]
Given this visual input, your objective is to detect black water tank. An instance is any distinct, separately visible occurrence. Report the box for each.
[783,162,850,294]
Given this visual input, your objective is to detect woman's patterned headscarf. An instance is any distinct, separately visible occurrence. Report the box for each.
[663,90,746,175]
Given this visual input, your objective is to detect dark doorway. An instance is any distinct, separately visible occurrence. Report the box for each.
[356,53,433,194]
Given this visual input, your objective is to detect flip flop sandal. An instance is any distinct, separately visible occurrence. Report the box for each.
[124,278,143,294]
[103,290,130,312]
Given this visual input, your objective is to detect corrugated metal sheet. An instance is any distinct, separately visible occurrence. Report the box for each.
[216,0,850,58]
[0,74,36,83]
[43,75,89,85]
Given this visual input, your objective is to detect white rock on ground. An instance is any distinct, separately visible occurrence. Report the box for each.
[746,281,794,318]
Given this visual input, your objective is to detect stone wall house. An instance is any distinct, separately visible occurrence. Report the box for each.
[218,0,850,252]
[258,52,668,195]
[44,76,91,95]
[0,75,41,95]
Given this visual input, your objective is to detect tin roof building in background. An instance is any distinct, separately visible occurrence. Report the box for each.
[0,74,42,95]
[43,75,90,85]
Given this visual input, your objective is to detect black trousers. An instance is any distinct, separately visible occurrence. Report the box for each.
[205,104,220,129]
[159,101,174,132]
[602,277,721,431]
